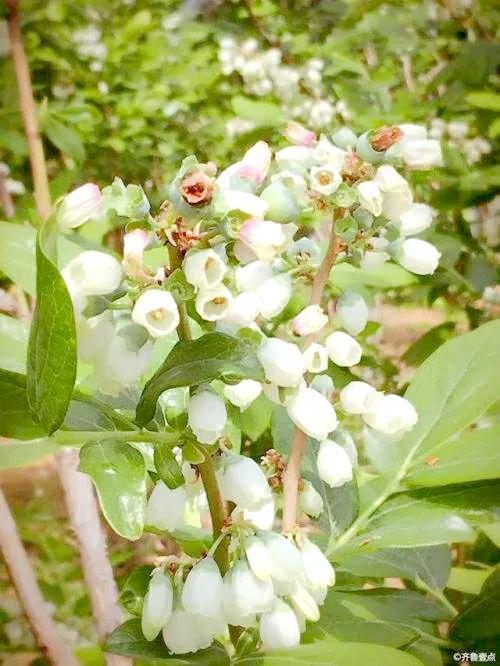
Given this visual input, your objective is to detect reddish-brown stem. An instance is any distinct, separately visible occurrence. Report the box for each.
[282,215,342,533]
[7,0,51,220]
[0,485,79,665]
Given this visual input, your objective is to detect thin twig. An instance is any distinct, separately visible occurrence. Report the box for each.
[0,485,79,665]
[241,0,280,48]
[0,172,15,218]
[401,54,416,93]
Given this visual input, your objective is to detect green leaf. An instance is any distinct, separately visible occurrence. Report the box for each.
[231,96,285,127]
[0,439,60,471]
[450,568,500,641]
[154,445,184,489]
[330,263,416,291]
[339,545,451,590]
[236,638,423,665]
[0,313,29,373]
[104,619,230,664]
[401,322,456,366]
[466,90,500,111]
[182,441,206,464]
[119,565,153,617]
[406,426,500,487]
[136,332,263,425]
[447,567,491,595]
[78,441,146,540]
[0,369,46,439]
[27,212,77,433]
[41,115,86,162]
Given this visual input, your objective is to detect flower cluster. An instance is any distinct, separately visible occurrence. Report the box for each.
[463,195,500,248]
[72,24,107,72]
[57,120,441,654]
[429,118,492,165]
[219,37,349,130]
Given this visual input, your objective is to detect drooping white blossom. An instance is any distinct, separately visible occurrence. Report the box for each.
[183,249,227,290]
[220,454,271,509]
[286,386,338,441]
[325,331,362,367]
[224,380,262,411]
[181,557,223,618]
[57,183,101,230]
[141,570,173,641]
[257,338,306,387]
[259,599,301,650]
[146,481,188,532]
[316,439,353,488]
[132,289,179,337]
[398,238,441,275]
[292,304,328,336]
[188,391,227,444]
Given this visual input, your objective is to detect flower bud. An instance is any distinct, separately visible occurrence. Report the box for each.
[363,394,418,439]
[337,291,368,336]
[57,183,101,230]
[188,391,227,444]
[399,124,428,140]
[325,331,362,367]
[310,373,334,399]
[331,127,357,150]
[303,343,328,374]
[300,539,336,589]
[235,260,273,292]
[396,203,434,236]
[257,338,306,388]
[374,165,413,220]
[224,380,262,411]
[146,481,188,532]
[182,557,223,617]
[399,139,443,169]
[289,584,320,622]
[310,165,342,196]
[245,536,272,581]
[286,386,338,441]
[195,285,233,321]
[220,454,271,509]
[398,238,441,275]
[298,480,324,518]
[340,381,380,414]
[259,599,301,650]
[243,495,276,531]
[260,532,304,583]
[183,249,227,289]
[292,305,328,336]
[316,439,353,488]
[141,570,173,641]
[215,189,268,219]
[284,121,316,147]
[123,228,151,273]
[256,273,292,320]
[62,251,122,296]
[132,289,179,338]
[356,181,383,217]
[260,181,301,223]
[162,610,224,654]
[275,146,313,171]
[235,220,297,264]
[222,561,273,624]
[238,141,272,186]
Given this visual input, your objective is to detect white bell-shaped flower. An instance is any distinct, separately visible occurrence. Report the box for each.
[356,181,383,217]
[289,584,320,622]
[325,331,362,367]
[224,380,262,411]
[257,338,306,388]
[292,304,328,336]
[340,381,380,415]
[243,495,276,531]
[215,189,268,220]
[220,454,271,509]
[396,203,434,236]
[309,164,342,196]
[181,557,223,617]
[363,393,418,439]
[62,251,122,296]
[303,343,328,374]
[220,291,260,328]
[162,609,224,654]
[256,273,292,320]
[57,183,101,230]
[132,289,179,338]
[235,219,297,264]
[188,391,227,445]
[146,482,188,532]
[286,386,338,441]
[336,291,368,336]
[310,585,328,605]
[235,260,273,292]
[316,439,353,488]
[222,561,274,624]
[374,165,413,220]
[141,569,173,641]
[195,285,233,321]
[399,138,443,169]
[260,532,304,583]
[298,480,324,518]
[77,311,115,363]
[301,539,336,589]
[313,137,347,170]
[360,236,390,270]
[259,599,301,651]
[398,238,441,275]
[183,249,227,290]
[245,536,272,581]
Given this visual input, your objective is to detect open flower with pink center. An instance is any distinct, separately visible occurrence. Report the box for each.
[180,171,215,206]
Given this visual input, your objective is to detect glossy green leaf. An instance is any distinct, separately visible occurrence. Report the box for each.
[78,441,146,540]
[407,426,500,487]
[154,445,184,489]
[236,638,423,665]
[447,567,491,595]
[104,619,230,664]
[27,212,77,433]
[136,332,263,425]
[0,369,46,439]
[450,568,500,640]
[0,314,29,373]
[119,565,153,617]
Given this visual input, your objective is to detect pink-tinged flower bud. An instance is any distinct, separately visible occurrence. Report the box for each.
[398,238,441,275]
[317,439,353,488]
[181,557,223,618]
[57,183,101,230]
[286,386,338,441]
[132,289,180,338]
[325,331,362,367]
[141,569,173,641]
[259,599,301,650]
[284,121,317,147]
[292,304,328,336]
[237,141,272,185]
[235,219,297,264]
[123,228,151,272]
[180,171,215,206]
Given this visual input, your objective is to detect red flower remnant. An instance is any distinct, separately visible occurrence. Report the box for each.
[371,125,403,151]
[180,171,215,206]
